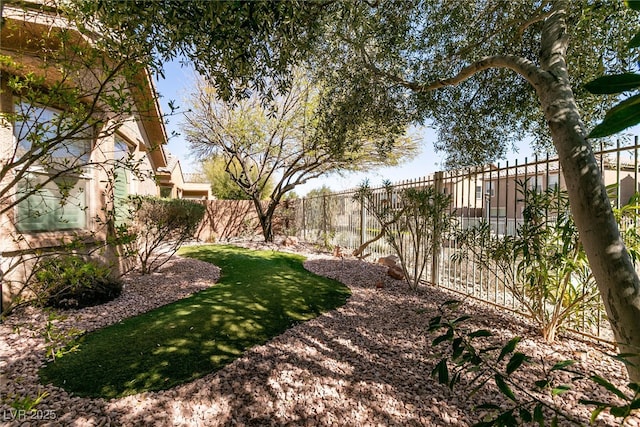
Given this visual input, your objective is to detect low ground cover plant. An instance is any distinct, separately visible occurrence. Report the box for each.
[38,245,350,398]
[32,255,122,309]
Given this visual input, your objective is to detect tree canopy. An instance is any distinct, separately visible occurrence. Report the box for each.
[307,1,637,167]
[201,155,274,200]
[183,73,417,241]
[84,0,637,167]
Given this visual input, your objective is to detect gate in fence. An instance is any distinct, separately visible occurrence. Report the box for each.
[294,137,640,342]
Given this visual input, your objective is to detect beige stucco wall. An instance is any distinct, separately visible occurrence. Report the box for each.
[0,105,165,313]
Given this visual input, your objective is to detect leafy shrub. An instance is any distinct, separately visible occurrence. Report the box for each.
[354,180,453,289]
[33,256,122,309]
[388,185,453,290]
[454,181,600,342]
[129,197,206,274]
[429,300,640,426]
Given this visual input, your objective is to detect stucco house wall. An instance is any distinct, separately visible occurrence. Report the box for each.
[0,2,170,311]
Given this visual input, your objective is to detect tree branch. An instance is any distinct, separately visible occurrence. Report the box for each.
[364,54,550,93]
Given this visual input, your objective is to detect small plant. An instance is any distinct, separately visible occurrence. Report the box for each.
[429,300,582,425]
[355,180,453,289]
[42,311,83,362]
[388,185,453,290]
[32,255,122,309]
[428,299,640,426]
[4,389,50,412]
[128,197,206,274]
[352,180,404,258]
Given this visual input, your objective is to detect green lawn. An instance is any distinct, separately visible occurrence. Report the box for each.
[39,245,350,398]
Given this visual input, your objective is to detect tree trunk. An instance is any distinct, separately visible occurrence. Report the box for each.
[543,90,640,377]
[260,214,274,243]
[538,2,640,381]
[253,197,278,243]
[352,226,386,258]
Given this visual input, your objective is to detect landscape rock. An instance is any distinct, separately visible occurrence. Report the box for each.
[0,243,633,426]
[281,236,299,246]
[387,265,405,280]
[377,255,400,267]
[332,245,344,258]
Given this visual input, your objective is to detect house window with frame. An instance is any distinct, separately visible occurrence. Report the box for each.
[13,102,92,232]
[527,175,544,192]
[159,186,172,198]
[485,182,495,197]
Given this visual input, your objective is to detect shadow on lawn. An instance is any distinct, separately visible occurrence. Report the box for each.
[110,257,625,426]
[38,245,350,398]
[0,316,114,425]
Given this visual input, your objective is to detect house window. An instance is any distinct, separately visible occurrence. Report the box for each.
[475,185,482,199]
[548,173,559,190]
[527,175,544,192]
[160,187,172,198]
[14,102,91,166]
[16,172,88,232]
[14,103,92,232]
[485,182,494,197]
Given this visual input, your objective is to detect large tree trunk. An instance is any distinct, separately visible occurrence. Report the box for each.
[539,2,640,381]
[544,87,640,380]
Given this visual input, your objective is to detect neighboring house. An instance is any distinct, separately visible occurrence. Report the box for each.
[0,2,178,310]
[469,155,638,235]
[156,154,214,200]
[180,173,215,200]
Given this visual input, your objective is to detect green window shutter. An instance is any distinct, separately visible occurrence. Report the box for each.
[114,167,129,226]
[16,188,56,231]
[16,178,87,232]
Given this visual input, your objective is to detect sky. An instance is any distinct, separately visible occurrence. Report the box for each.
[154,60,536,196]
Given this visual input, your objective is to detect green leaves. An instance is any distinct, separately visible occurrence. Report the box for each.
[551,384,571,396]
[586,1,640,138]
[505,353,528,375]
[433,328,454,346]
[589,375,630,400]
[425,302,640,426]
[498,337,521,362]
[494,374,517,402]
[550,360,577,372]
[588,94,640,138]
[432,358,449,384]
[467,329,492,339]
[579,375,640,423]
[456,180,601,344]
[625,0,640,11]
[584,74,640,94]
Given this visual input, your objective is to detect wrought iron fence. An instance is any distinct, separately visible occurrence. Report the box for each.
[295,137,640,342]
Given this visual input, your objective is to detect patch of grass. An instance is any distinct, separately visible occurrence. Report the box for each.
[39,245,350,398]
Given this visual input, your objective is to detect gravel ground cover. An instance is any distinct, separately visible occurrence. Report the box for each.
[0,242,638,426]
